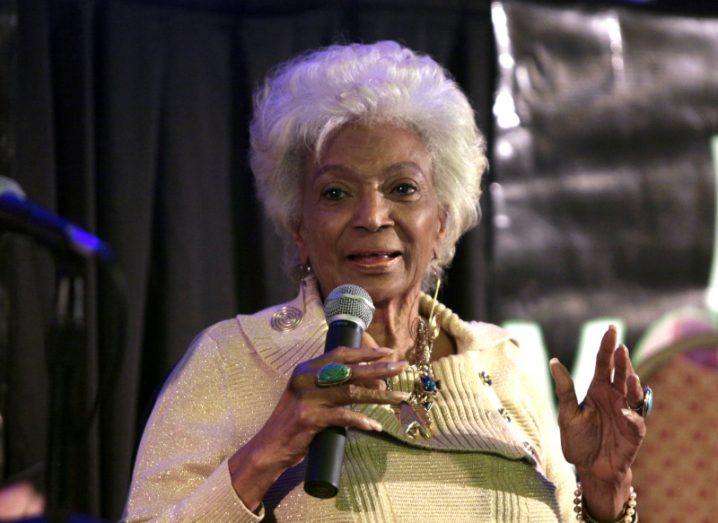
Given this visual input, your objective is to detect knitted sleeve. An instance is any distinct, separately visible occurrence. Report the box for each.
[526,381,577,523]
[122,329,263,523]
[494,338,577,522]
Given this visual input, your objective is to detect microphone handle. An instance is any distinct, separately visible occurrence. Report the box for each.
[0,194,114,263]
[0,194,68,248]
[304,320,364,499]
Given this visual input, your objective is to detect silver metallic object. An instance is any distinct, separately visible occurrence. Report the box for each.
[270,305,303,331]
[323,284,375,331]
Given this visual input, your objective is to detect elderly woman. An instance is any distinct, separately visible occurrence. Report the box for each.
[123,41,648,522]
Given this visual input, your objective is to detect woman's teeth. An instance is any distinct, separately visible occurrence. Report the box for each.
[349,252,398,260]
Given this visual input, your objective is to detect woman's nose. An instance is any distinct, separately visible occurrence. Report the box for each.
[353,191,393,232]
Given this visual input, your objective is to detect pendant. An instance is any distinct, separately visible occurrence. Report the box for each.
[398,400,433,439]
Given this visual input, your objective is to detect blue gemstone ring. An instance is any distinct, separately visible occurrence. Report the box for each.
[639,386,653,418]
[630,385,653,418]
[316,362,352,388]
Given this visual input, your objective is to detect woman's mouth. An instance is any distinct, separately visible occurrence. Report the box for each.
[346,251,402,270]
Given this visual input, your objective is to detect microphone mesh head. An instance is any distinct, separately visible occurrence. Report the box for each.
[0,176,25,199]
[324,284,374,330]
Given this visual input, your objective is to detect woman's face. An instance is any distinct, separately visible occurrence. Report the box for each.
[294,122,445,306]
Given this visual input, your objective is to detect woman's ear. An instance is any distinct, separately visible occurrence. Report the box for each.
[292,223,309,263]
[437,206,448,242]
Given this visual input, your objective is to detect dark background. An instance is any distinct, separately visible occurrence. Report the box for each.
[492,1,718,378]
[0,0,716,519]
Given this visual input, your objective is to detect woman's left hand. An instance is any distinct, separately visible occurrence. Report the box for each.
[549,325,647,521]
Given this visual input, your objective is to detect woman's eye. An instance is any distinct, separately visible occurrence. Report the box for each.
[321,187,347,201]
[392,183,418,196]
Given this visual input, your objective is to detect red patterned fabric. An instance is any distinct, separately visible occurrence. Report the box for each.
[632,351,718,522]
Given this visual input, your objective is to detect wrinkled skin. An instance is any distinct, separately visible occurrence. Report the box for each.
[550,326,646,520]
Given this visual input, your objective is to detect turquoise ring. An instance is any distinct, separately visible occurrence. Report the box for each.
[316,362,352,387]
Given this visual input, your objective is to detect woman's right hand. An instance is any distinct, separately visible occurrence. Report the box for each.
[228,344,408,511]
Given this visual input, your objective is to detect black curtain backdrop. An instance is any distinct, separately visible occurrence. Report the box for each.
[1,0,495,518]
[493,1,718,372]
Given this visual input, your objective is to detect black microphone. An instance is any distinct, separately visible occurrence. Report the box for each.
[304,284,375,499]
[0,176,114,263]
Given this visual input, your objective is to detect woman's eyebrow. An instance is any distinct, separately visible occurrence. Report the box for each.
[315,161,425,179]
[384,161,425,175]
[313,164,355,179]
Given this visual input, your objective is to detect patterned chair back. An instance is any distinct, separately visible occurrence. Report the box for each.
[632,333,718,522]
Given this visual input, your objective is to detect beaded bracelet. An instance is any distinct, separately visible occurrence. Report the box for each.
[573,482,637,522]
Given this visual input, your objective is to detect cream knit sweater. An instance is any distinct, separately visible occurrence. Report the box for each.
[123,279,576,522]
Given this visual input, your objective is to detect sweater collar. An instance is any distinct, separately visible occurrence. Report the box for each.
[237,276,500,376]
[235,279,541,465]
[237,276,327,375]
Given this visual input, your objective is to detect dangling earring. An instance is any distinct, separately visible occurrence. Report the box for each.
[294,260,313,283]
[300,261,312,280]
[427,267,442,341]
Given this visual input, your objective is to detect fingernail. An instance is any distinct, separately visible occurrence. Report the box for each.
[390,391,411,402]
[608,324,617,332]
[374,347,394,354]
[368,420,383,431]
[387,361,407,372]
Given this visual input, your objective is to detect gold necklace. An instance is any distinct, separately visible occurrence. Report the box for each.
[389,280,442,439]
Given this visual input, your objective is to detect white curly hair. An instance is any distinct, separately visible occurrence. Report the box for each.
[250,40,486,283]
